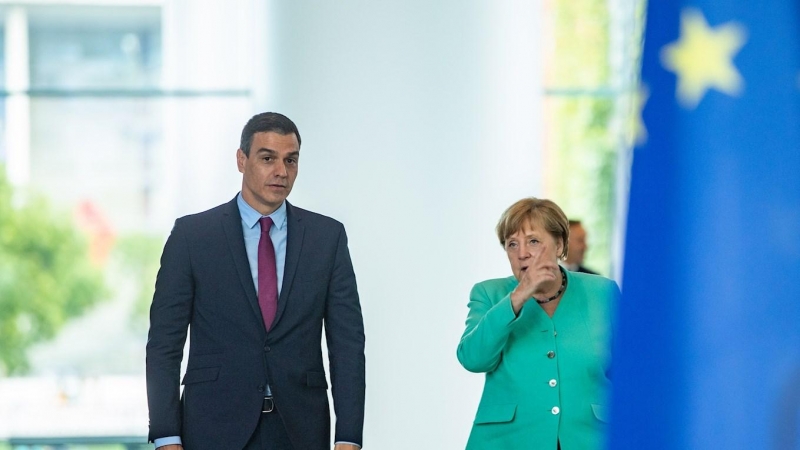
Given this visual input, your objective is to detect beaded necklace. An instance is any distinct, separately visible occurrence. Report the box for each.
[535,266,567,304]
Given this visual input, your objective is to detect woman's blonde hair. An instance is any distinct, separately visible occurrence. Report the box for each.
[496,197,570,259]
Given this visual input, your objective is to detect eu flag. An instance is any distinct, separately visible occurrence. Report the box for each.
[610,2,800,449]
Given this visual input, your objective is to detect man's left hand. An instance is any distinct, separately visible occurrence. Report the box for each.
[334,445,360,450]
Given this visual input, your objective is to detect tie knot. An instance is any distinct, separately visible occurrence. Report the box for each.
[259,216,274,234]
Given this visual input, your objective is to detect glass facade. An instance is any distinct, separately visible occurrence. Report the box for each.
[0,3,251,445]
[28,6,161,90]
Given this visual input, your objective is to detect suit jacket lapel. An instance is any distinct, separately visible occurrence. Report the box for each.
[221,196,263,329]
[274,201,304,328]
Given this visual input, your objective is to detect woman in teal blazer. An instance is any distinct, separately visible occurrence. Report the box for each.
[457,198,619,450]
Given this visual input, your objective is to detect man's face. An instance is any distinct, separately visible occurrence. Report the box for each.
[566,223,587,265]
[237,131,300,215]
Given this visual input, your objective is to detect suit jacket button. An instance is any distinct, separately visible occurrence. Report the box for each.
[264,346,271,352]
[547,351,556,359]
[258,385,265,393]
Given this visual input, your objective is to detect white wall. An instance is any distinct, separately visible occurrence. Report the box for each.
[262,2,545,448]
[158,0,258,229]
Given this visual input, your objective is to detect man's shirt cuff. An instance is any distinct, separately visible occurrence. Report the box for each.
[154,436,182,448]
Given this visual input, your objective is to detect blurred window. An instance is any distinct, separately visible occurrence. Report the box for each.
[542,0,646,276]
[28,6,161,90]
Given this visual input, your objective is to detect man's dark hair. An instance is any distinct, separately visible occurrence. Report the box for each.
[239,112,301,156]
[568,219,582,227]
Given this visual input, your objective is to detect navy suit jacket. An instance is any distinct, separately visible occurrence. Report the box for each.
[577,265,599,275]
[146,197,365,449]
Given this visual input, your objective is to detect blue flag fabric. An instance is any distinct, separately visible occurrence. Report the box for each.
[611,2,800,449]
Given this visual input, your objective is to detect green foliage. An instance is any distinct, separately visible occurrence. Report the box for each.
[112,233,163,329]
[549,0,611,88]
[549,97,618,274]
[0,169,107,375]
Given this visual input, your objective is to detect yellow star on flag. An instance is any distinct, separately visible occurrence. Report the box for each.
[660,8,747,108]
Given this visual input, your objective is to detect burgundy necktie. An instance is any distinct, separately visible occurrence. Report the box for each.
[258,217,278,331]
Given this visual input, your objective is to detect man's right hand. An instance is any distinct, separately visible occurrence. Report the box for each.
[157,446,183,450]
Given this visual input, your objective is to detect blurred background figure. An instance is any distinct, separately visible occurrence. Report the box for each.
[562,219,598,275]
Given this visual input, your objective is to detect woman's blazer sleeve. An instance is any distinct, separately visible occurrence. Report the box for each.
[457,282,519,373]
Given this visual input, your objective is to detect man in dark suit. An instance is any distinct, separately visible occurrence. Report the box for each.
[146,112,365,450]
[563,219,599,275]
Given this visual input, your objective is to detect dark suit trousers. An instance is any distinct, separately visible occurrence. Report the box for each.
[243,408,294,450]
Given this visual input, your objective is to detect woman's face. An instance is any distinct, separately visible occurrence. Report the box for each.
[504,221,564,281]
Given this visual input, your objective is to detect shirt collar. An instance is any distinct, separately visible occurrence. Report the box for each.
[560,261,579,272]
[237,192,288,230]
